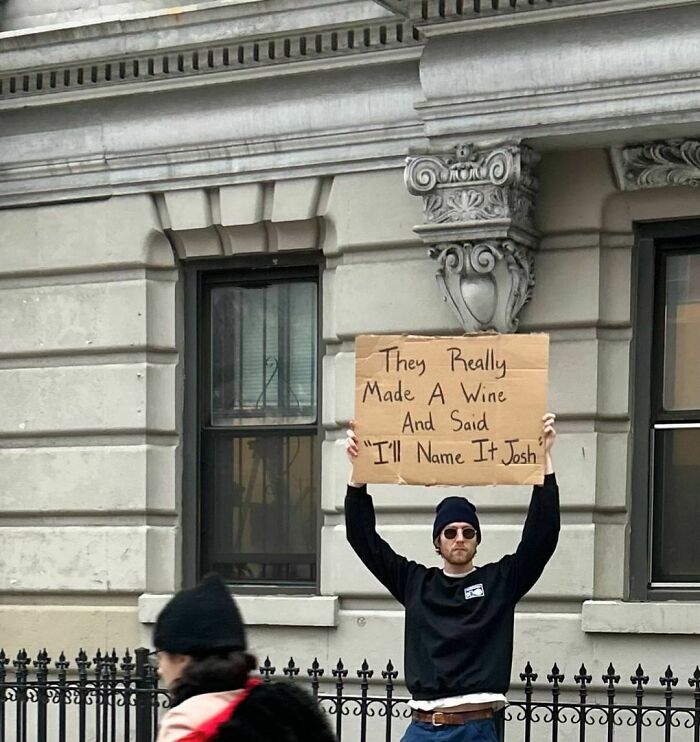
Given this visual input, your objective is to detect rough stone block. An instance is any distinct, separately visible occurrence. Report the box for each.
[537,150,617,233]
[272,177,321,222]
[597,338,631,417]
[0,605,141,656]
[219,224,267,254]
[0,526,163,592]
[0,281,148,355]
[146,278,177,349]
[322,170,424,255]
[595,432,629,510]
[271,219,319,251]
[593,523,626,599]
[0,363,175,434]
[322,351,354,427]
[520,247,600,328]
[218,183,264,226]
[0,195,173,273]
[0,444,176,513]
[330,257,457,340]
[168,227,223,259]
[146,526,178,593]
[162,189,211,231]
[599,246,632,325]
[549,337,598,417]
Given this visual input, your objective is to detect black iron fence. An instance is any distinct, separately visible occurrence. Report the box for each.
[2,650,700,741]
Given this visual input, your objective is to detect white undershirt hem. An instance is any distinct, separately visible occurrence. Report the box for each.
[408,693,507,711]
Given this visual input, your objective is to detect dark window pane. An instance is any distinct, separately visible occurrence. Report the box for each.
[201,433,317,584]
[651,428,700,583]
[663,252,700,411]
[210,282,317,426]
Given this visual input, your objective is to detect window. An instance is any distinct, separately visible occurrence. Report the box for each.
[183,254,322,590]
[631,223,700,599]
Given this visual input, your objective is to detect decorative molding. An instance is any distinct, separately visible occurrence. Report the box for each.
[611,139,700,191]
[405,143,539,333]
[409,0,695,28]
[0,19,421,103]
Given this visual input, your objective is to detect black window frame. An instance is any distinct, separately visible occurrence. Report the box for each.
[182,251,324,593]
[630,219,700,600]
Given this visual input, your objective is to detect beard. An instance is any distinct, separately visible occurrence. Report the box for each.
[444,546,474,566]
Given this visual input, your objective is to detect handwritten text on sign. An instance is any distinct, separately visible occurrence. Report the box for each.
[353,334,549,486]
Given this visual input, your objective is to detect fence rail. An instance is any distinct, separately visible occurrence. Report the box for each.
[2,649,700,742]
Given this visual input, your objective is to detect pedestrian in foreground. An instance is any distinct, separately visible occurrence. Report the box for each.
[152,574,336,742]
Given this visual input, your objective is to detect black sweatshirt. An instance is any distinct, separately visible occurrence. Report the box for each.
[344,474,560,701]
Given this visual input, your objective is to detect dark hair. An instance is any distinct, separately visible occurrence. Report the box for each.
[170,651,258,707]
[213,681,336,742]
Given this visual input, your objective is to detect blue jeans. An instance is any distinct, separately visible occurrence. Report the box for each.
[401,719,498,742]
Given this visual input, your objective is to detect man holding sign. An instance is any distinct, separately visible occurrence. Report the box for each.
[345,387,559,742]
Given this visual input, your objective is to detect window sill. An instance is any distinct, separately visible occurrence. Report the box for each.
[582,600,700,634]
[138,593,338,628]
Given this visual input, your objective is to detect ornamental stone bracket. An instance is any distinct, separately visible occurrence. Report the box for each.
[404,142,539,333]
[610,139,700,191]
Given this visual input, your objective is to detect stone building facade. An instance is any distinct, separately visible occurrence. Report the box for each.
[1,0,699,701]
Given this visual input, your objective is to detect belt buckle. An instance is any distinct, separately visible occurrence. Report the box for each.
[431,711,446,727]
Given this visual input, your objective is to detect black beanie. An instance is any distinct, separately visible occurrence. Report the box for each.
[433,497,481,543]
[153,574,246,655]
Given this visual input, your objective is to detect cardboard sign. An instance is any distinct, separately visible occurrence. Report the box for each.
[353,334,549,486]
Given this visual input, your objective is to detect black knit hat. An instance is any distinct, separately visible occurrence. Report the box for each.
[433,497,481,543]
[153,574,246,655]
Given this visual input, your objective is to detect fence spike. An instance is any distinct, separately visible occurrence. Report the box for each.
[308,658,324,680]
[283,657,300,678]
[34,649,50,671]
[520,661,538,685]
[631,664,649,689]
[357,659,374,681]
[259,656,276,681]
[56,652,68,668]
[689,666,700,689]
[603,663,620,687]
[547,663,564,685]
[332,659,348,678]
[575,664,592,688]
[660,665,678,689]
[382,659,398,683]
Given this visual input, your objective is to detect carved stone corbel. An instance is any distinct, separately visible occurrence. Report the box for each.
[405,142,539,333]
[610,139,700,191]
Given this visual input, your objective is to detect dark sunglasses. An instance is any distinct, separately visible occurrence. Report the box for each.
[442,526,477,541]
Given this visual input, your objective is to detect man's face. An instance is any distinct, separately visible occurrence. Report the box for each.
[437,521,478,568]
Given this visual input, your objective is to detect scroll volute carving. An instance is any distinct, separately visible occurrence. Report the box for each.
[405,143,539,333]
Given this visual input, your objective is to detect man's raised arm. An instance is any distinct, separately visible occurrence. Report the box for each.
[344,426,416,605]
[505,413,561,602]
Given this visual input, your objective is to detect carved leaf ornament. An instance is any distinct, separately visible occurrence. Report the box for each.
[621,139,700,189]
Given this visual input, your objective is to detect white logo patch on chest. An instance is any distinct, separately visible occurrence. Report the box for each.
[463,584,485,601]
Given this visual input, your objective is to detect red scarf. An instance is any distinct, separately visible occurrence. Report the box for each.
[178,678,262,742]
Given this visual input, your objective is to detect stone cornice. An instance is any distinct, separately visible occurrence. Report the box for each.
[413,0,700,32]
[0,4,421,106]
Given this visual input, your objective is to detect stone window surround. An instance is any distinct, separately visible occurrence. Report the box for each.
[582,600,700,635]
[139,593,339,627]
[610,140,700,609]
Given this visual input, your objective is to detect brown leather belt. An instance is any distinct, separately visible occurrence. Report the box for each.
[412,708,494,725]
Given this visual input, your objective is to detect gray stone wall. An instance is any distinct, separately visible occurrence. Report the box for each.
[0,195,178,649]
